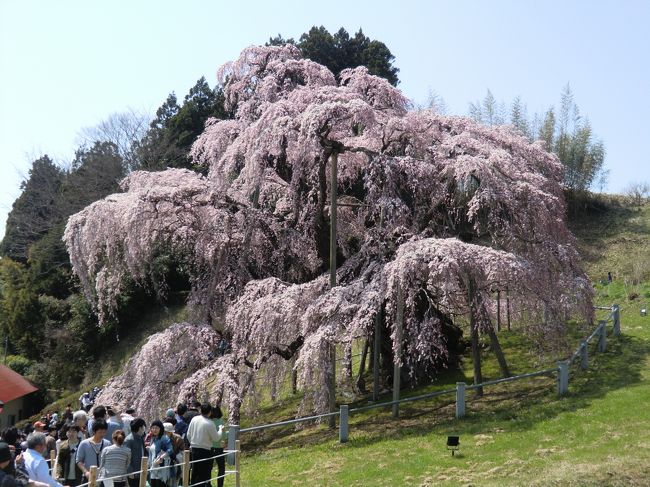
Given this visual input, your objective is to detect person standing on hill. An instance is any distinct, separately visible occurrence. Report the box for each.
[186,404,219,487]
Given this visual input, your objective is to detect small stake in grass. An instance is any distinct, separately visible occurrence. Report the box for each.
[447,436,460,456]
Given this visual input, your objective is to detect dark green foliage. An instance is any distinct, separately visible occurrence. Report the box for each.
[1,156,64,262]
[136,77,230,172]
[268,26,400,86]
[0,258,44,356]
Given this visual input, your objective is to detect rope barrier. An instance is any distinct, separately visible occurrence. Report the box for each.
[97,472,133,482]
[187,450,235,465]
[185,471,235,487]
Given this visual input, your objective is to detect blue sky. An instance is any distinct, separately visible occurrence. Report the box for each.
[1,0,649,237]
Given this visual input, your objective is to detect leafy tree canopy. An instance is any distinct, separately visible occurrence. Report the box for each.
[268,26,400,86]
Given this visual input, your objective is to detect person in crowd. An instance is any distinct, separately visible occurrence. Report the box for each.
[119,410,135,438]
[55,426,82,487]
[173,406,188,438]
[123,419,145,487]
[62,406,73,424]
[184,402,201,425]
[76,420,110,481]
[186,404,219,487]
[162,424,183,487]
[71,412,88,441]
[210,406,228,487]
[23,433,64,487]
[147,421,172,487]
[106,409,122,443]
[43,429,56,461]
[163,408,176,424]
[86,406,106,439]
[31,425,44,435]
[0,441,19,487]
[99,431,130,487]
[79,394,91,413]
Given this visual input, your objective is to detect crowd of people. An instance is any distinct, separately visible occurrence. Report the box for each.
[0,401,229,487]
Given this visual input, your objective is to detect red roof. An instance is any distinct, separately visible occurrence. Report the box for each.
[0,364,38,403]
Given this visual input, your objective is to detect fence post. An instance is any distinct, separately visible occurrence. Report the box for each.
[456,382,466,419]
[227,425,240,466]
[182,449,190,487]
[557,361,569,396]
[50,450,56,475]
[612,304,620,336]
[392,282,404,419]
[339,405,349,443]
[235,439,241,487]
[598,321,607,352]
[89,466,97,487]
[138,456,148,487]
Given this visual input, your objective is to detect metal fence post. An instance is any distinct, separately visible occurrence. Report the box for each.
[227,425,240,466]
[598,321,607,352]
[580,340,589,369]
[235,439,241,487]
[612,304,621,336]
[339,405,349,443]
[557,361,569,396]
[456,382,466,419]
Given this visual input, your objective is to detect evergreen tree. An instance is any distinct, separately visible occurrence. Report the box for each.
[136,78,229,171]
[269,26,400,85]
[510,96,529,137]
[1,156,64,262]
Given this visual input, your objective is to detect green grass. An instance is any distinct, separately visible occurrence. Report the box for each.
[237,303,650,486]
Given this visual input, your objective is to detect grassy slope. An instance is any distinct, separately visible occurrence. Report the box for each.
[239,202,650,486]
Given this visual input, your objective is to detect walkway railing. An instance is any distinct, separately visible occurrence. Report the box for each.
[226,303,621,450]
[70,441,242,487]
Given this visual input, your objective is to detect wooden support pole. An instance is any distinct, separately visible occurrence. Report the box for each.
[392,282,404,418]
[372,309,381,401]
[182,449,190,487]
[50,450,56,475]
[328,151,338,429]
[496,290,501,332]
[89,466,98,487]
[138,457,148,487]
[506,287,511,331]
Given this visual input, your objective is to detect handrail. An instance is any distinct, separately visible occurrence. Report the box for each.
[240,411,339,433]
[349,387,457,413]
[466,367,557,390]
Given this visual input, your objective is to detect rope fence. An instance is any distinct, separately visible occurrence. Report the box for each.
[70,441,241,487]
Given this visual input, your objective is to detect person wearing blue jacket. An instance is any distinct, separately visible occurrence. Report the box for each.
[147,421,173,487]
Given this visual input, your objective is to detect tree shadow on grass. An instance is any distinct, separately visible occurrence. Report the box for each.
[240,330,650,454]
